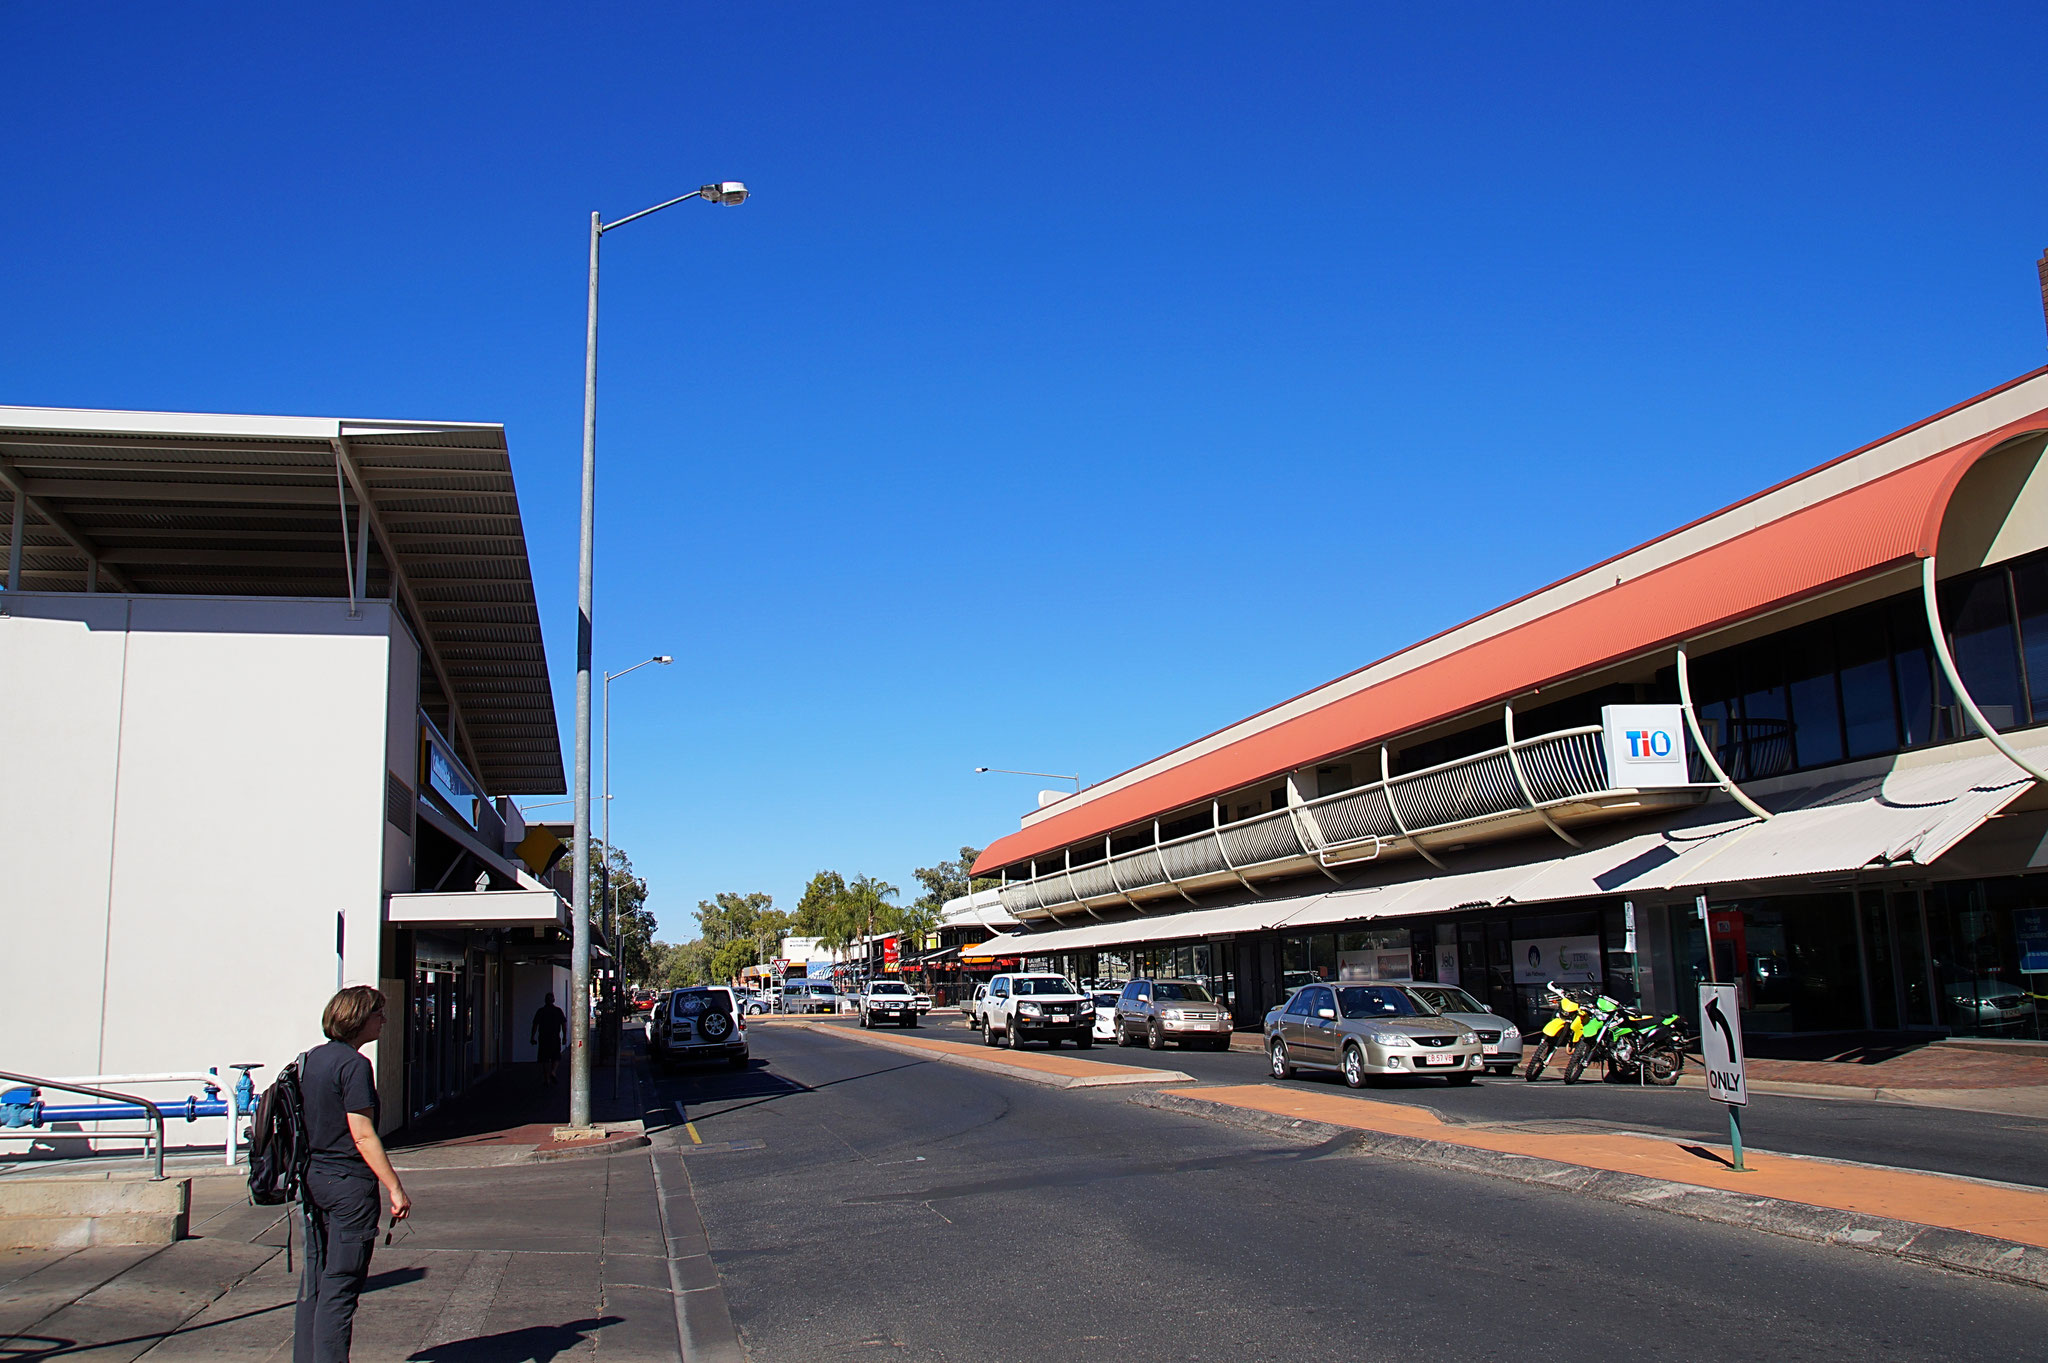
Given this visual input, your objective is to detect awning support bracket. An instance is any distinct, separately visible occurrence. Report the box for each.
[1213,799,1265,896]
[1286,774,1347,880]
[333,447,359,619]
[1675,642,1774,821]
[1922,555,2048,786]
[1154,820,1200,904]
[1504,702,1582,847]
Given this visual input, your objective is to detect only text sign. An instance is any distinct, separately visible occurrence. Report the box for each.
[1698,983,1747,1106]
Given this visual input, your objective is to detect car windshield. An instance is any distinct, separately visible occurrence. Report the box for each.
[1092,992,1120,1007]
[1153,982,1213,1002]
[1336,986,1424,1018]
[1408,986,1485,1014]
[869,983,911,995]
[673,991,731,1016]
[1014,977,1079,995]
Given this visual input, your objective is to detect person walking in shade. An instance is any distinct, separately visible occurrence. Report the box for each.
[295,986,411,1363]
[531,991,568,1085]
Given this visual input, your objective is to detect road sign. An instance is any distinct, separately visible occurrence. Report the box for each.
[1698,983,1747,1107]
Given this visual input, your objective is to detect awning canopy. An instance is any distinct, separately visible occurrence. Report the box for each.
[964,740,2043,954]
[386,888,566,929]
[0,407,563,794]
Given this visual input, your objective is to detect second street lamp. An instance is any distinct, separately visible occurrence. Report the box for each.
[571,184,748,1130]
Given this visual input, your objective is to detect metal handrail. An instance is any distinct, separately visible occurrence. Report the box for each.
[1000,723,1669,919]
[0,1070,167,1180]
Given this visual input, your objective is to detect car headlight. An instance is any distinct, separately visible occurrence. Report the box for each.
[1162,1008,1185,1021]
[1019,1002,1043,1015]
[1370,1031,1409,1047]
[1459,1031,1478,1046]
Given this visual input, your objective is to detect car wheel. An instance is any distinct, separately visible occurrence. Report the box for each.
[1342,1043,1367,1089]
[1005,1021,1022,1049]
[1268,1039,1294,1079]
[1146,1021,1165,1051]
[858,1012,870,1028]
[982,1019,999,1047]
[1115,1022,1133,1047]
[905,1017,917,1029]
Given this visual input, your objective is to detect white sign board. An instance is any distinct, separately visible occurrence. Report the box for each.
[1698,983,1747,1106]
[1511,935,1604,985]
[1601,704,1691,788]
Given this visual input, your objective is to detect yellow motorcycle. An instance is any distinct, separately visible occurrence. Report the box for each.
[1522,983,1587,1081]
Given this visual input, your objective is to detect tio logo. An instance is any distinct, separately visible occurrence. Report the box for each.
[1624,729,1674,759]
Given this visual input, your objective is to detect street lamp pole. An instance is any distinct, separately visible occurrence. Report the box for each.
[973,766,1083,793]
[602,653,671,1095]
[571,182,748,1130]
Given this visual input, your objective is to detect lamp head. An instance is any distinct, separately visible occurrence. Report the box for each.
[974,767,990,773]
[702,181,749,206]
[654,655,674,664]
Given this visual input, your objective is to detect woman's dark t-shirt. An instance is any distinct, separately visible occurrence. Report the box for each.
[301,1039,378,1174]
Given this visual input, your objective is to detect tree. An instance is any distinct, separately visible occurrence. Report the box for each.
[660,938,713,988]
[696,890,789,984]
[911,845,996,914]
[792,871,846,935]
[586,840,659,985]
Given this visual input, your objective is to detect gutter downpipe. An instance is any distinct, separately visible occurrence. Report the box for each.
[1675,643,1774,822]
[1922,555,2048,786]
[1503,703,1582,847]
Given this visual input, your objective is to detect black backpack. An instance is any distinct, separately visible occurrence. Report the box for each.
[247,1052,310,1208]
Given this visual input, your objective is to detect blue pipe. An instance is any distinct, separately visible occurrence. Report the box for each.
[1,1082,246,1130]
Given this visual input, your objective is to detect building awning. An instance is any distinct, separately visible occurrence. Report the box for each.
[0,407,564,794]
[959,739,2044,953]
[386,888,566,929]
[977,374,2048,877]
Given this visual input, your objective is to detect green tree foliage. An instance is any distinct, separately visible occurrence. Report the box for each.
[585,840,659,985]
[696,890,791,984]
[792,871,846,935]
[660,938,713,987]
[911,845,994,913]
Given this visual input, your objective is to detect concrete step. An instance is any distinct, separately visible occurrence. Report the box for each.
[0,1176,189,1249]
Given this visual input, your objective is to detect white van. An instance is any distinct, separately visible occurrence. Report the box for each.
[780,980,840,1014]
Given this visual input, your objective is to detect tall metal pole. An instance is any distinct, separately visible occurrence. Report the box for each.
[603,667,616,1097]
[571,210,601,1129]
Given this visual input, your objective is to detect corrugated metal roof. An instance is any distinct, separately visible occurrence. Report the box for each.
[0,407,564,794]
[977,373,2048,876]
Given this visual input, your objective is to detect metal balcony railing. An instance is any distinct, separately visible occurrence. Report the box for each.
[998,725,1688,920]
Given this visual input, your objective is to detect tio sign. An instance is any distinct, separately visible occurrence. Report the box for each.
[1601,704,1691,788]
[1698,983,1747,1107]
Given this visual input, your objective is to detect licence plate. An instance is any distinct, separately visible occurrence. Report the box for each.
[1415,1054,1452,1066]
[1482,1044,1500,1055]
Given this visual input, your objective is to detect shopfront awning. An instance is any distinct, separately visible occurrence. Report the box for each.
[954,739,2045,953]
[386,888,567,929]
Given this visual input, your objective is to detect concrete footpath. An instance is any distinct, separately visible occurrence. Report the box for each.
[1140,1083,2048,1290]
[0,1065,707,1361]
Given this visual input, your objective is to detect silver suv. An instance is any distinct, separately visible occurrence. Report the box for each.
[1113,978,1233,1050]
[650,986,750,1070]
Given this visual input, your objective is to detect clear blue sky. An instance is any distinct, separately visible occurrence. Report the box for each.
[6,4,2044,942]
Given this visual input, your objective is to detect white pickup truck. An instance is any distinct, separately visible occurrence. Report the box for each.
[858,980,921,1028]
[979,972,1095,1049]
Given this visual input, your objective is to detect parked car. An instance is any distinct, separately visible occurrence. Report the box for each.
[629,987,657,1014]
[859,980,921,1028]
[1398,983,1523,1074]
[1264,982,1481,1087]
[912,989,933,1014]
[965,983,990,1030]
[980,973,1094,1048]
[1089,990,1121,1043]
[649,985,750,1070]
[1944,977,2040,1031]
[1113,978,1233,1050]
[734,989,772,1016]
[780,980,840,1014]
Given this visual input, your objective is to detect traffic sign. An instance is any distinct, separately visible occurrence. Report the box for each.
[1698,983,1747,1107]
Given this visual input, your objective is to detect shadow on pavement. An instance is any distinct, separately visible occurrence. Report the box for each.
[366,1265,430,1292]
[404,1314,623,1363]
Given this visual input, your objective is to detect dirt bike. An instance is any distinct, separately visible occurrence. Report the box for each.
[1522,983,1589,1081]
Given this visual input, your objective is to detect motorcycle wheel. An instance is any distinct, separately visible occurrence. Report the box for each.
[1646,1048,1685,1086]
[1522,1038,1556,1082]
[1562,1042,1593,1085]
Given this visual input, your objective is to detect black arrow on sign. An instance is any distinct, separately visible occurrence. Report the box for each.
[1705,994,1738,1062]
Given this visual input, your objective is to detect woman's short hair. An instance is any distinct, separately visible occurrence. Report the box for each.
[322,985,387,1044]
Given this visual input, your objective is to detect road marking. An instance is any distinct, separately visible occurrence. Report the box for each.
[687,1123,703,1145]
[876,1156,926,1165]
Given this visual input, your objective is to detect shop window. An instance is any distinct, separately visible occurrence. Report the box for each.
[1784,630,1844,769]
[2012,559,2048,723]
[1889,598,1942,747]
[1835,608,1899,758]
[1942,572,2024,729]
[1736,643,1792,780]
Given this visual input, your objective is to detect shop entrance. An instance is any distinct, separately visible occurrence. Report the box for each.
[409,935,470,1122]
[1859,889,1938,1029]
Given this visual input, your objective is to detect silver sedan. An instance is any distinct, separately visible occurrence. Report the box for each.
[1264,982,1483,1087]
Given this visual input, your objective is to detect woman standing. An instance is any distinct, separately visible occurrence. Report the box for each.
[294,986,412,1363]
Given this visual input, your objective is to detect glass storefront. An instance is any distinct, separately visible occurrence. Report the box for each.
[1928,878,2048,1040]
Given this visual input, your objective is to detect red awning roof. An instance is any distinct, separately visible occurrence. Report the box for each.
[975,381,2048,877]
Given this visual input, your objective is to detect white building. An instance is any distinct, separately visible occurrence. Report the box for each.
[1,406,576,1144]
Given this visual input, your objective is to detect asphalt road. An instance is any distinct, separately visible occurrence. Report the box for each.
[902,1014,2048,1189]
[647,1023,2048,1363]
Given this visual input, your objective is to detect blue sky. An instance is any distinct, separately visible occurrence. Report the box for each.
[6,4,2045,941]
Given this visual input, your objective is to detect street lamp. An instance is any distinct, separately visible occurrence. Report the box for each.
[974,766,1082,793]
[571,184,748,1130]
[601,655,670,1096]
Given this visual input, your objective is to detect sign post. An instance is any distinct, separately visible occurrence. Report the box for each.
[1698,982,1750,1171]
